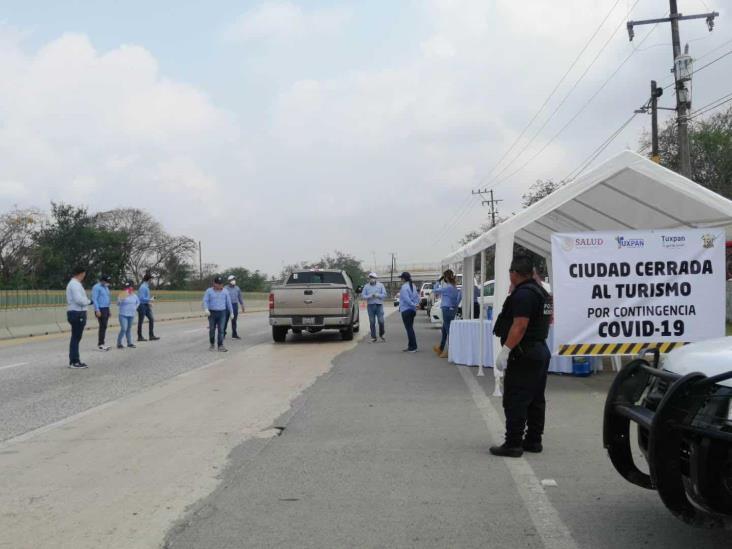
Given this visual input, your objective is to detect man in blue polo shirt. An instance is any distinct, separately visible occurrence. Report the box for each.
[203,276,233,352]
[137,272,160,342]
[91,274,112,351]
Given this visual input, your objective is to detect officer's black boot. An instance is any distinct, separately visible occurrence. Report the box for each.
[522,440,543,453]
[489,443,523,458]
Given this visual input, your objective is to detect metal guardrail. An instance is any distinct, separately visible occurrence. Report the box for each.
[0,290,269,310]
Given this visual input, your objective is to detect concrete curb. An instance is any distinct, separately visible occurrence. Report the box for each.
[0,303,268,341]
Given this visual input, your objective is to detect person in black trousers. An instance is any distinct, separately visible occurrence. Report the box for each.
[65,266,91,368]
[91,274,112,351]
[398,272,420,352]
[490,255,552,458]
[137,272,159,341]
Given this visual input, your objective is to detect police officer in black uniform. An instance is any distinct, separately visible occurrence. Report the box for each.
[490,255,552,458]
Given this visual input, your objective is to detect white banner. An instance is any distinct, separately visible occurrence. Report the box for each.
[551,229,725,355]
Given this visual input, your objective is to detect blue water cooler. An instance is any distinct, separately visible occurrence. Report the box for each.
[572,356,592,377]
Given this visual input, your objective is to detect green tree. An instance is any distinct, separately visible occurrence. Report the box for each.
[221,267,269,292]
[0,207,44,288]
[522,179,560,207]
[32,203,129,287]
[278,251,367,288]
[641,106,732,198]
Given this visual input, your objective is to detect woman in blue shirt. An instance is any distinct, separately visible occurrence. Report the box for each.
[433,269,461,358]
[398,272,420,352]
[117,282,140,349]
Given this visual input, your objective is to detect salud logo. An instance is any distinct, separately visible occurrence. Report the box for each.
[701,234,717,249]
[615,235,645,249]
[573,237,604,249]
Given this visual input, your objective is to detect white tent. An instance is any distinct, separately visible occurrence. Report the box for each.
[442,150,732,362]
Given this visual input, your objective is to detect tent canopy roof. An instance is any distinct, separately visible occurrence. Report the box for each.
[442,150,732,264]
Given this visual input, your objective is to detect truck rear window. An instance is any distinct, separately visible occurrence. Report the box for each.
[287,272,346,285]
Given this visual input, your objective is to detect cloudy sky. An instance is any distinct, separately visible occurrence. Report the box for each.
[1,0,730,275]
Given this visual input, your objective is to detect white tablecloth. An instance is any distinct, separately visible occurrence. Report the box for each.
[447,320,494,367]
[448,320,602,374]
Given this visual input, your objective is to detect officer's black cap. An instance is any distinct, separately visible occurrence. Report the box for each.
[213,276,224,284]
[509,256,533,276]
[100,274,112,282]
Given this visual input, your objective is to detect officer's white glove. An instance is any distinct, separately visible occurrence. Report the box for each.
[495,345,511,372]
[204,309,210,317]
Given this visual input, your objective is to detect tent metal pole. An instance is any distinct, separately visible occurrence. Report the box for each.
[478,250,486,377]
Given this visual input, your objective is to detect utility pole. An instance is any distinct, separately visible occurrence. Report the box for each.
[472,188,502,227]
[389,253,395,295]
[627,2,718,178]
[198,241,203,280]
[651,80,661,163]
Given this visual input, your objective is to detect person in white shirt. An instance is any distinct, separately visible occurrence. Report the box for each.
[66,266,91,368]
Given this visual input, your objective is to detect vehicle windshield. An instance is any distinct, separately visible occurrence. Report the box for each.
[286,271,346,285]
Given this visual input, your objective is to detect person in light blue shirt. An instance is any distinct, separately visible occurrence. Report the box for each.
[398,272,420,352]
[433,269,462,358]
[362,272,387,342]
[116,281,140,349]
[137,273,159,341]
[224,275,246,339]
[91,274,112,351]
[203,276,233,352]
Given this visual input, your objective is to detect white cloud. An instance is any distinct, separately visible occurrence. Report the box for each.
[0,30,250,237]
[222,1,351,43]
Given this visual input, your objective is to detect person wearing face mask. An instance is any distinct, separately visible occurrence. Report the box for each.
[224,275,245,340]
[432,269,461,359]
[398,272,420,352]
[137,272,160,342]
[361,272,387,342]
[117,281,140,349]
[91,274,112,351]
[203,276,233,352]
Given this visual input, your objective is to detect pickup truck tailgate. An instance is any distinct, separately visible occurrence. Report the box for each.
[272,285,346,316]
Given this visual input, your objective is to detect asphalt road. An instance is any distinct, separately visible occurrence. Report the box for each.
[164,311,730,549]
[0,311,272,442]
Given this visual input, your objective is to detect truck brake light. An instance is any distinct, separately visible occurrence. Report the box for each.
[342,291,351,310]
[269,292,275,311]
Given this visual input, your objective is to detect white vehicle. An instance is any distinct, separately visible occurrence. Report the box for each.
[431,279,550,325]
[429,275,471,326]
[604,337,732,528]
[418,282,433,310]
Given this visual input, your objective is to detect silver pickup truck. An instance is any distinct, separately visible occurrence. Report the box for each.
[268,269,361,342]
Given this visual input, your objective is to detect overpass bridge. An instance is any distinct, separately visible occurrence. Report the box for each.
[373,263,444,292]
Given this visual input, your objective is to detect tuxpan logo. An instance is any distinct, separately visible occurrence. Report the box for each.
[560,237,575,252]
[660,235,686,248]
[702,234,717,249]
[615,235,645,249]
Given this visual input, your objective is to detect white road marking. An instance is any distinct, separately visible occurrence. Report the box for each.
[0,358,226,448]
[0,361,28,371]
[458,366,578,549]
[541,479,558,487]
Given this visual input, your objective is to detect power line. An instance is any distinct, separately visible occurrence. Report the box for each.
[475,0,625,184]
[688,92,732,120]
[489,0,643,184]
[563,113,638,181]
[486,20,660,191]
[431,196,483,247]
